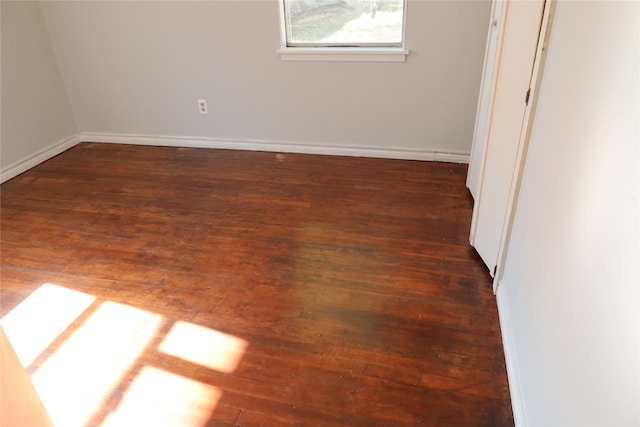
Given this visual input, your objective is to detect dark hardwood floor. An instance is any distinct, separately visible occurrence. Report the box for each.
[0,143,513,426]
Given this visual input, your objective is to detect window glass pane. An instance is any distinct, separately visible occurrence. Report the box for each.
[284,0,404,46]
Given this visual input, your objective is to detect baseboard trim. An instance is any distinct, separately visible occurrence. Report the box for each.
[0,134,82,183]
[0,133,469,183]
[80,132,470,163]
[496,286,526,427]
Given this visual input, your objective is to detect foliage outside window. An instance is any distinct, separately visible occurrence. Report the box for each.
[282,0,406,48]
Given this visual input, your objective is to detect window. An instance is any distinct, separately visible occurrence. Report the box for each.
[278,0,409,62]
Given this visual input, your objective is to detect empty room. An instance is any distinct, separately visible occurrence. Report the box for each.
[1,1,637,426]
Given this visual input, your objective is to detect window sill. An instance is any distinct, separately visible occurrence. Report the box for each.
[276,47,409,62]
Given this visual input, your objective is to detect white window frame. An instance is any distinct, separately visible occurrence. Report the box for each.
[277,0,409,62]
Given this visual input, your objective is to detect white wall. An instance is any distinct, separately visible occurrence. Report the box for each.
[40,0,490,155]
[1,1,77,172]
[498,1,639,425]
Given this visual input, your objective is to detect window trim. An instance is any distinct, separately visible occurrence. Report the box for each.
[277,47,409,62]
[277,0,409,62]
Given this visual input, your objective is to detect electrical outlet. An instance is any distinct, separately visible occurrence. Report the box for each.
[198,99,208,114]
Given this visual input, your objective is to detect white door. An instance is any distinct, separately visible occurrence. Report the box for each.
[467,0,504,199]
[468,0,547,276]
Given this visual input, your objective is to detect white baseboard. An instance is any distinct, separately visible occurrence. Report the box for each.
[496,286,526,427]
[80,132,470,163]
[0,133,469,183]
[0,134,82,183]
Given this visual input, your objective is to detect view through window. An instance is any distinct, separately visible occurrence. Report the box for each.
[283,0,405,47]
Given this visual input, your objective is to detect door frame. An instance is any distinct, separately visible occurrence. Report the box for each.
[492,0,556,293]
[467,0,554,292]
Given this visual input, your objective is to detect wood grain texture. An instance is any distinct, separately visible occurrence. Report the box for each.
[0,143,513,426]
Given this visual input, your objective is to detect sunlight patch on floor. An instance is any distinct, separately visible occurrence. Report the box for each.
[159,321,248,374]
[102,367,222,427]
[1,283,247,427]
[31,300,163,426]
[0,283,95,366]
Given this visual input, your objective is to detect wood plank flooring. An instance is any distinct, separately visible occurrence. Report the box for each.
[0,143,513,426]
